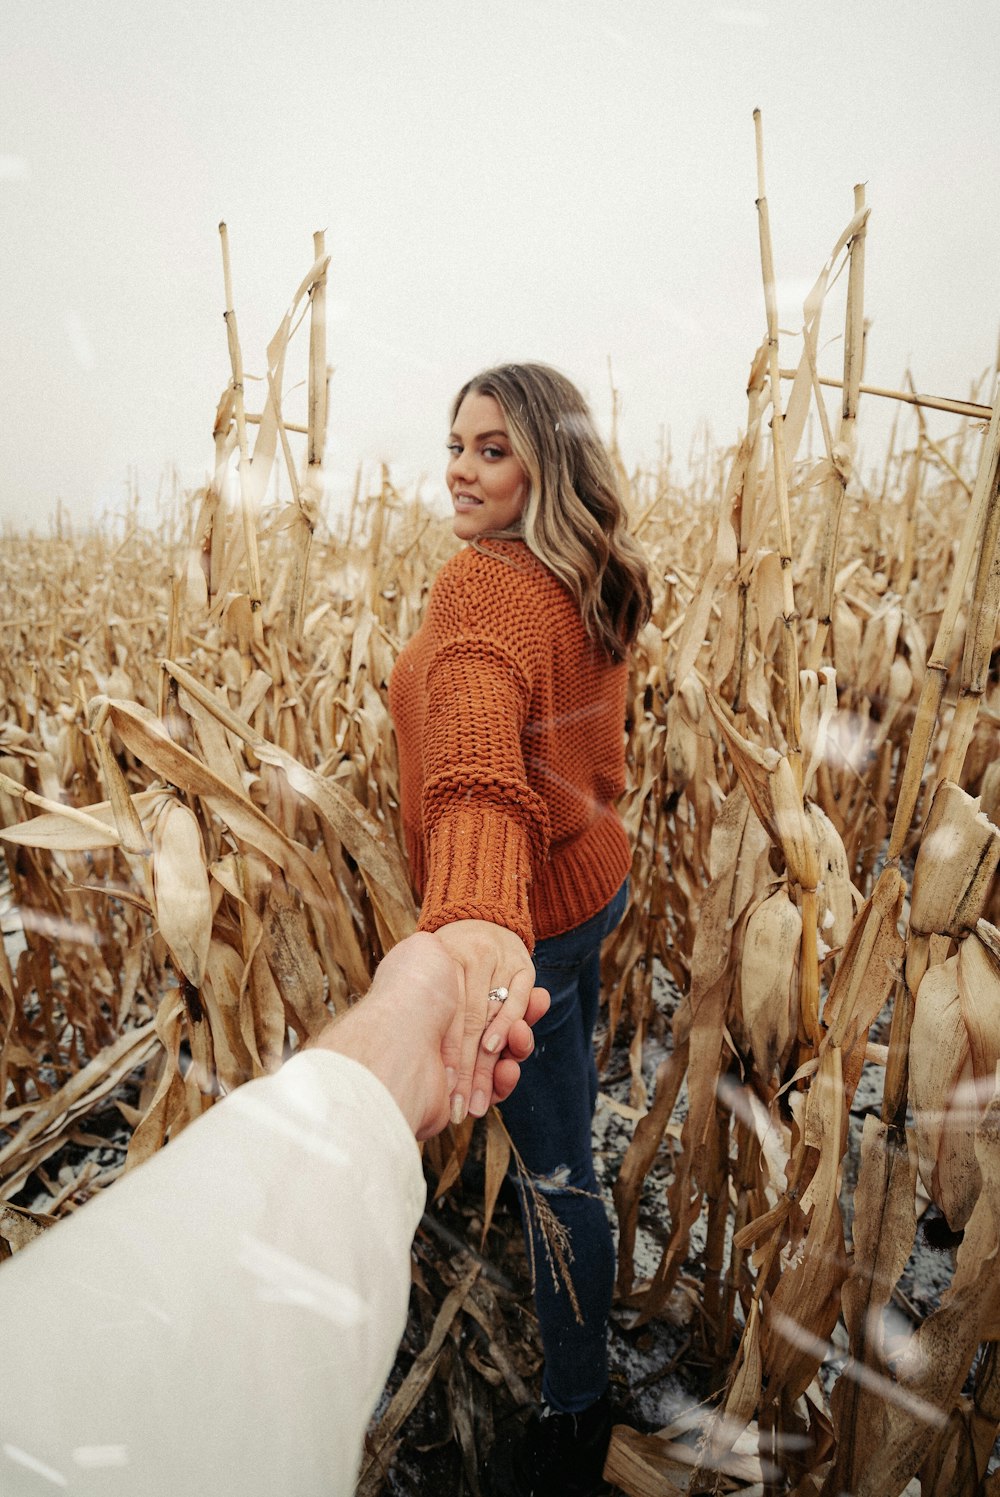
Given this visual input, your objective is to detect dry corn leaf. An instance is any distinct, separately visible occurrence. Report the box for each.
[428,1115,477,1201]
[980,760,1000,826]
[0,1020,158,1199]
[822,864,905,1104]
[0,1204,50,1253]
[787,199,871,459]
[460,1280,534,1407]
[685,785,763,1172]
[664,689,699,795]
[908,922,1000,1231]
[606,1420,765,1492]
[247,946,287,1074]
[918,1404,980,1497]
[909,954,981,1229]
[762,1046,848,1404]
[260,874,329,1038]
[874,655,915,750]
[0,782,166,851]
[602,1426,688,1497]
[842,1118,918,1356]
[831,596,862,683]
[201,938,256,1090]
[827,1118,918,1495]
[166,661,417,945]
[481,1106,512,1250]
[613,1043,689,1296]
[969,1343,1000,1486]
[751,548,785,653]
[206,853,277,1073]
[670,441,741,692]
[857,599,903,701]
[700,1297,763,1471]
[104,697,332,911]
[237,851,290,1073]
[799,668,839,799]
[150,797,212,988]
[709,700,820,892]
[88,701,152,854]
[124,992,187,1170]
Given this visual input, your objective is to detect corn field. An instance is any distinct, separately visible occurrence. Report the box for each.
[3,135,1000,1496]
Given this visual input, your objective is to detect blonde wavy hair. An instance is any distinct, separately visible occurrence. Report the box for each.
[451,362,652,661]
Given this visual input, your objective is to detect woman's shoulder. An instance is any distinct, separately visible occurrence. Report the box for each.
[427,541,572,658]
[436,540,559,603]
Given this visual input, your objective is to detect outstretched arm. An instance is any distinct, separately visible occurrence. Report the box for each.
[416,617,551,1122]
[0,933,547,1497]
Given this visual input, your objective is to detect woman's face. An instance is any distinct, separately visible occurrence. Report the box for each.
[446,391,528,541]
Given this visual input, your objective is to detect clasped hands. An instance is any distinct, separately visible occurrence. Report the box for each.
[431,918,540,1126]
[314,923,545,1140]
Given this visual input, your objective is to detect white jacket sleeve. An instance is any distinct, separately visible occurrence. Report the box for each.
[0,1048,426,1497]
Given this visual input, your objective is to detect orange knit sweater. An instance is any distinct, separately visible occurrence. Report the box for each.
[388,539,632,951]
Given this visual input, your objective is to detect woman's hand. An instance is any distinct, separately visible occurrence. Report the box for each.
[431,919,537,1123]
[490,983,550,1105]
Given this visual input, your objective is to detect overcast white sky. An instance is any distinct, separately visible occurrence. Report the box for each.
[2,1,998,532]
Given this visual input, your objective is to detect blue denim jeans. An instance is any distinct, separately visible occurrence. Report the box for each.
[498,879,628,1413]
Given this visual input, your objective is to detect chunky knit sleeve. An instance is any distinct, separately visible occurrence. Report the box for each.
[415,550,552,949]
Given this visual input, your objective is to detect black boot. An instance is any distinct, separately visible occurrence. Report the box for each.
[486,1390,613,1496]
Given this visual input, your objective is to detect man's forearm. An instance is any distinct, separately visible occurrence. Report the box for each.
[0,1050,425,1497]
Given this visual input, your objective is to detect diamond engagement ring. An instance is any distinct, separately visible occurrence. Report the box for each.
[487,987,509,1004]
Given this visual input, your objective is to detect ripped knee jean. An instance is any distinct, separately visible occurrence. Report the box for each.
[497,880,627,1412]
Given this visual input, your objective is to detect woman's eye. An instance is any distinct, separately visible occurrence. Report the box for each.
[445,442,462,456]
[482,445,505,460]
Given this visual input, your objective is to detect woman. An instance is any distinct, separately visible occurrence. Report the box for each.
[388,363,651,1496]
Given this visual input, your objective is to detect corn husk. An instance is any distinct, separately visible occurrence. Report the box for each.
[910,781,1000,938]
[909,923,1000,1229]
[740,883,801,1081]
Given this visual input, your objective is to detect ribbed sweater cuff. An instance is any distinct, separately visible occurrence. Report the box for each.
[417,809,534,950]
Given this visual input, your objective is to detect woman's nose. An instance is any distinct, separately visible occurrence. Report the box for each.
[448,450,475,484]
